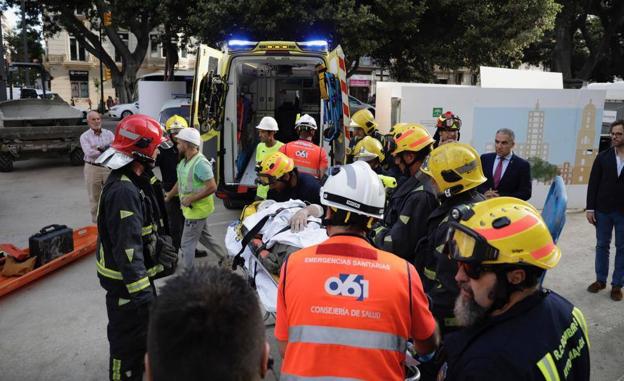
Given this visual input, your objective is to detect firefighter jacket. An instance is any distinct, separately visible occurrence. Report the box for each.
[96,168,167,306]
[439,290,590,381]
[372,173,439,262]
[420,190,485,333]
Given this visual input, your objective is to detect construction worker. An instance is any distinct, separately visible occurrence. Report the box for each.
[257,151,321,205]
[279,114,329,179]
[255,116,284,199]
[275,161,440,380]
[370,123,439,261]
[94,114,178,381]
[155,115,187,251]
[433,111,462,147]
[165,127,227,269]
[438,197,590,381]
[419,142,486,336]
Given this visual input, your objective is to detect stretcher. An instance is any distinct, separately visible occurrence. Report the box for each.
[225,200,328,313]
[0,226,98,298]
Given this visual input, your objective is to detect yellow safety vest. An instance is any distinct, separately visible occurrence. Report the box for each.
[177,152,215,219]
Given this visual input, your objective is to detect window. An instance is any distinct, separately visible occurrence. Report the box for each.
[115,33,129,62]
[69,37,86,61]
[69,70,89,98]
[150,35,160,58]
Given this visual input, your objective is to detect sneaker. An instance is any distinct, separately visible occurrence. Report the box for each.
[586,281,606,293]
[611,287,623,301]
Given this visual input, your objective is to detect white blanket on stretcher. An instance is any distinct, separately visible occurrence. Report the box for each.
[224,199,328,312]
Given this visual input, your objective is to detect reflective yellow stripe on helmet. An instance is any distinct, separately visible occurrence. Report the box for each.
[537,352,560,381]
[126,276,150,294]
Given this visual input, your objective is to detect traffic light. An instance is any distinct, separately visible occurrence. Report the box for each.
[104,67,112,81]
[103,12,112,27]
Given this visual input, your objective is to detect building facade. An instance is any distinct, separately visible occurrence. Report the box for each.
[44,21,196,110]
[571,99,598,184]
[516,101,549,161]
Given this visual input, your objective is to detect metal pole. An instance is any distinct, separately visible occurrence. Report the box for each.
[21,0,29,87]
[99,23,105,113]
[0,11,8,101]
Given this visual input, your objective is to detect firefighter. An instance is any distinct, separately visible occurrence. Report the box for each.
[419,142,486,336]
[155,115,187,251]
[94,114,178,381]
[370,123,439,261]
[353,135,397,191]
[347,109,377,162]
[438,197,590,381]
[255,116,284,199]
[433,111,462,147]
[256,151,321,205]
[279,114,329,179]
[275,161,440,380]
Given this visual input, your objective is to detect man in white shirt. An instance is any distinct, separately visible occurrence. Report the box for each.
[79,111,114,223]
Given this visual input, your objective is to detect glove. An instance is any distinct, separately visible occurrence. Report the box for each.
[155,234,178,269]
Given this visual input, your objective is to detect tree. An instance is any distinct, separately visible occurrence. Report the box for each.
[11,0,172,103]
[4,5,45,87]
[528,157,559,183]
[523,0,624,84]
[187,0,559,82]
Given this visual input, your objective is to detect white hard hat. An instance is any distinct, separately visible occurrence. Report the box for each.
[176,127,202,146]
[256,116,279,131]
[295,114,317,130]
[320,161,385,219]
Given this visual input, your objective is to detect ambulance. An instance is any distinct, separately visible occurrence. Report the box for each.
[190,40,350,208]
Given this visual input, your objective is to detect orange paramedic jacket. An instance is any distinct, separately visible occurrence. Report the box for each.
[279,139,329,179]
[275,234,436,380]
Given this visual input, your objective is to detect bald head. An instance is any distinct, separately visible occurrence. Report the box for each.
[87,111,102,131]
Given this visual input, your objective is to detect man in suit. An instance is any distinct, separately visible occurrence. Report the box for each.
[586,120,624,301]
[477,128,532,201]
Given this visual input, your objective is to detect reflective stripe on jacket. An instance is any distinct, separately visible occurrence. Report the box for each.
[275,235,436,380]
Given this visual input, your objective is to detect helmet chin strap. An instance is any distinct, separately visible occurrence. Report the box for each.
[399,154,417,177]
[487,269,524,313]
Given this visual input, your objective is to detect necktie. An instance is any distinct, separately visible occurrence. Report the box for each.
[493,157,505,189]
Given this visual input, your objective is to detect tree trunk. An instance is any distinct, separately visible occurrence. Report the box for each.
[550,8,575,79]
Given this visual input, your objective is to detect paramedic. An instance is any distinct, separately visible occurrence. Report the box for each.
[275,161,440,380]
[370,123,438,262]
[94,114,178,381]
[146,266,270,381]
[419,142,486,335]
[279,114,329,179]
[255,116,284,199]
[165,127,227,269]
[257,151,321,205]
[438,197,590,381]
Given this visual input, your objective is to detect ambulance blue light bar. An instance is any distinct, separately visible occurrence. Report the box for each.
[298,40,328,52]
[227,40,258,50]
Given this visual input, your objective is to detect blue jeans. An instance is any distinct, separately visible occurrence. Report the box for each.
[595,210,624,287]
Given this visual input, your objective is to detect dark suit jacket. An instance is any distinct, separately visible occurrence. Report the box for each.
[586,148,624,213]
[477,152,532,201]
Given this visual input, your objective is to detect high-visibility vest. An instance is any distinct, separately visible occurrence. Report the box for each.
[176,152,215,219]
[276,235,435,380]
[280,139,328,179]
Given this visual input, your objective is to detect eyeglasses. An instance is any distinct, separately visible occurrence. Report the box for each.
[611,132,623,137]
[457,261,495,280]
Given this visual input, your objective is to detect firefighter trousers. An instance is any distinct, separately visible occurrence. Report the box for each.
[106,294,151,381]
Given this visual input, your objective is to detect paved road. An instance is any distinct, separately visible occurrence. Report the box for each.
[0,159,623,380]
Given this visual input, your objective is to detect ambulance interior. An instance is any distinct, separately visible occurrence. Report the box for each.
[222,56,325,186]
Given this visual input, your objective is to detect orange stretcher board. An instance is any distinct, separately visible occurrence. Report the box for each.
[0,226,97,298]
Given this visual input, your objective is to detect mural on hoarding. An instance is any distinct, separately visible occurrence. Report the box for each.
[473,99,601,185]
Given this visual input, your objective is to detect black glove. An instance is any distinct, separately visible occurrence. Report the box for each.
[155,234,178,269]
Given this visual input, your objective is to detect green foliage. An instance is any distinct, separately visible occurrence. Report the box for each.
[528,157,559,183]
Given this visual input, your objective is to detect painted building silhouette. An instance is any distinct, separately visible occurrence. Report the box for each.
[517,101,549,161]
[571,100,598,184]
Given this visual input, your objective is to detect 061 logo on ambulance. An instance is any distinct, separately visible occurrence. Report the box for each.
[324,274,369,301]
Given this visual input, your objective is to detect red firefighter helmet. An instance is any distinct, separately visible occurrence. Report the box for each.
[97,114,167,169]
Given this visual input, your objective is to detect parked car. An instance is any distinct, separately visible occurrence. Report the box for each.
[158,97,191,126]
[348,95,375,116]
[108,102,140,119]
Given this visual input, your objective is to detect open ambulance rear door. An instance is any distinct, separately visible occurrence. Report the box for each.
[324,45,350,165]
